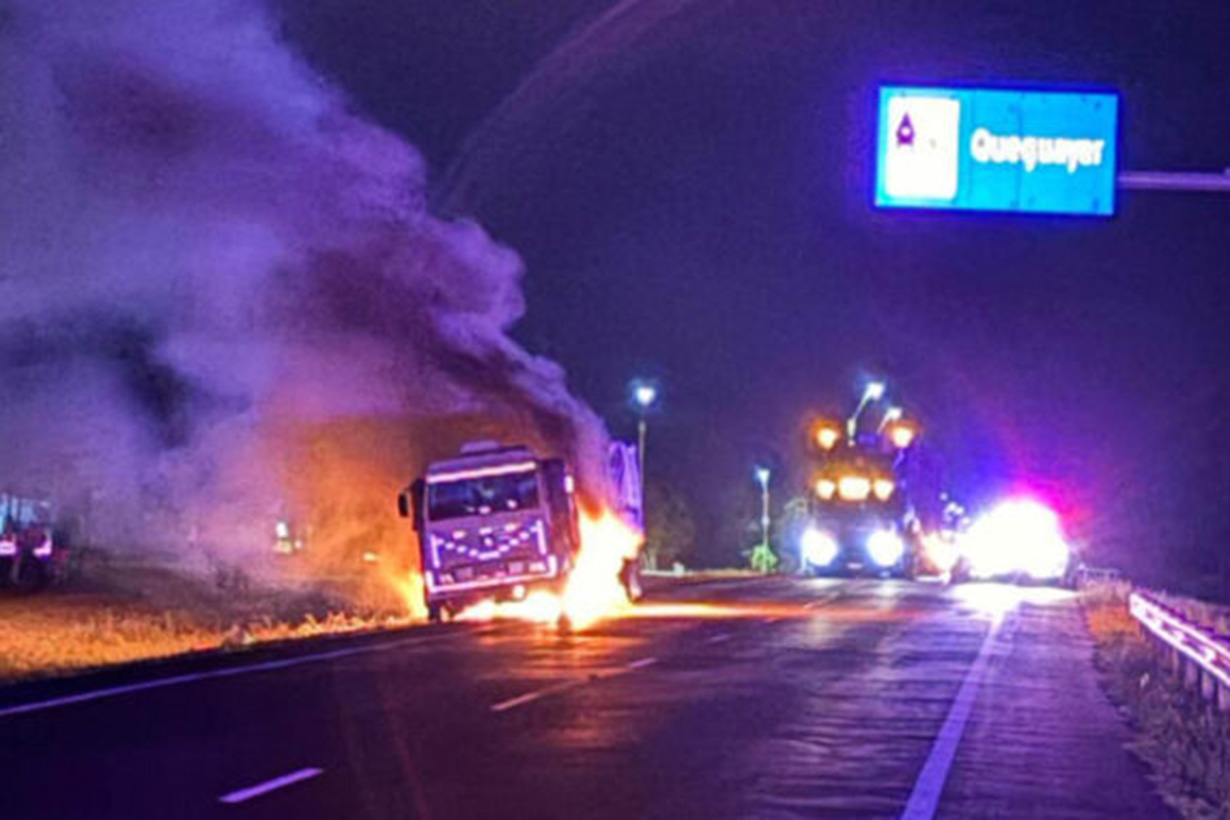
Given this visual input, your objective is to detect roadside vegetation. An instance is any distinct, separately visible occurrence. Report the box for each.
[1084,582,1230,818]
[0,550,413,684]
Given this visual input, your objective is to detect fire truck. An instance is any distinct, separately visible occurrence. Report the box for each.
[0,493,66,592]
[399,441,641,623]
[797,412,920,579]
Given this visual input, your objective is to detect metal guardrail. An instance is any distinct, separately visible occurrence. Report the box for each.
[1130,591,1230,708]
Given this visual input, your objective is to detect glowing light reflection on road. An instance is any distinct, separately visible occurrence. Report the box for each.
[952,582,1073,617]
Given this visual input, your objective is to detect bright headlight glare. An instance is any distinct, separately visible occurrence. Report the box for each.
[963,499,1070,579]
[867,529,904,567]
[815,478,836,500]
[801,528,839,567]
[873,479,895,501]
[922,533,958,573]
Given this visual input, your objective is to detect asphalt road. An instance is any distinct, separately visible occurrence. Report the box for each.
[0,577,1171,819]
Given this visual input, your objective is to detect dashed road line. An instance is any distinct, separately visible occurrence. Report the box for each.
[490,680,586,713]
[219,767,323,805]
[805,589,846,610]
[491,656,659,713]
[704,633,732,645]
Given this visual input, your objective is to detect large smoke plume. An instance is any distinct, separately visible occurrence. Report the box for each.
[0,0,607,577]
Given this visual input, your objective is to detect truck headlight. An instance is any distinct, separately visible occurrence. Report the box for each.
[801,527,839,567]
[867,530,904,567]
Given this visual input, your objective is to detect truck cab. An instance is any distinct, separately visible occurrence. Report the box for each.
[400,443,580,622]
[800,452,913,578]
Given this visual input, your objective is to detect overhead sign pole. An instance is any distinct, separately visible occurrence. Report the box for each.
[1117,170,1230,193]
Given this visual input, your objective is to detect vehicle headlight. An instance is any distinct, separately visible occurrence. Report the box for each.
[867,530,904,567]
[801,527,839,567]
[1019,534,1070,580]
[873,479,895,501]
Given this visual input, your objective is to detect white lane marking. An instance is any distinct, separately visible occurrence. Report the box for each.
[0,628,496,721]
[490,679,584,713]
[763,617,781,624]
[219,767,323,804]
[491,656,659,713]
[900,616,1005,820]
[806,590,846,610]
[704,633,731,645]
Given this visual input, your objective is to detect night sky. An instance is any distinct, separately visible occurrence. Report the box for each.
[279,0,1230,589]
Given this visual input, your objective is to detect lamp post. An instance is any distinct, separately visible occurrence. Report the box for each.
[631,381,658,487]
[878,405,903,433]
[755,467,771,553]
[630,380,658,566]
[847,380,886,439]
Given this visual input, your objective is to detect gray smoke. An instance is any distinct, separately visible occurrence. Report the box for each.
[0,0,607,564]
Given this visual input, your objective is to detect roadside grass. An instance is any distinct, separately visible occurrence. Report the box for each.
[0,554,414,684]
[1084,583,1230,818]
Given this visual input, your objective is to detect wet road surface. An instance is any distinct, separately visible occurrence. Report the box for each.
[0,577,1170,819]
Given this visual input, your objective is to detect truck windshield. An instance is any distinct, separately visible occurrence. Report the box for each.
[0,495,52,530]
[427,471,541,521]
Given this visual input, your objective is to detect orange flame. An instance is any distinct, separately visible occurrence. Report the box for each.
[562,507,643,628]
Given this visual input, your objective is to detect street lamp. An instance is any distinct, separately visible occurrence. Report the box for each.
[847,380,887,439]
[630,380,658,486]
[755,467,771,555]
[878,405,903,432]
[630,379,659,568]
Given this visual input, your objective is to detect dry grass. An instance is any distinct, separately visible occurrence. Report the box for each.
[0,553,416,684]
[1084,586,1230,818]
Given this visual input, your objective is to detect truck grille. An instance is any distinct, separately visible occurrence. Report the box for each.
[427,518,549,572]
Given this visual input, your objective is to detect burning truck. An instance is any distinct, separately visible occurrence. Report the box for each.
[398,441,643,625]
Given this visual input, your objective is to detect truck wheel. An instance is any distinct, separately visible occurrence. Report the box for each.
[427,603,443,624]
[620,558,643,603]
